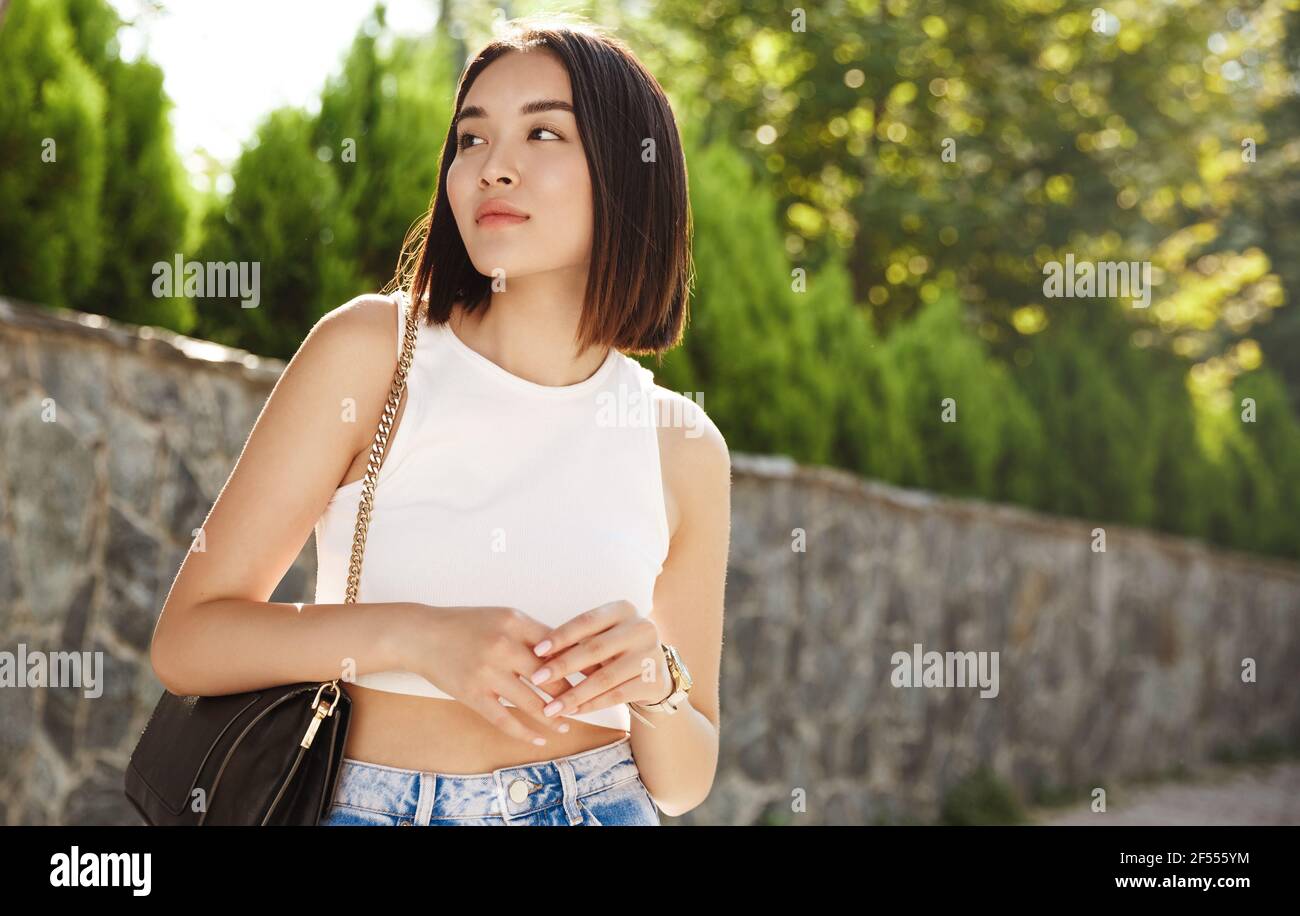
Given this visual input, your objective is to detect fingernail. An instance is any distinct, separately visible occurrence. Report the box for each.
[533,737,547,746]
[530,667,551,685]
[559,723,570,733]
[544,700,563,717]
[533,640,551,656]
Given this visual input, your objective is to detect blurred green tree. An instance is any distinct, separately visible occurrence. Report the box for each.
[191,108,360,359]
[630,0,1293,401]
[882,291,1046,505]
[313,4,457,293]
[192,5,457,357]
[62,0,192,328]
[0,0,107,306]
[647,139,838,466]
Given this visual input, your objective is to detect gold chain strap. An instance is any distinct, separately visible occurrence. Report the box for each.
[345,290,422,605]
[303,291,420,741]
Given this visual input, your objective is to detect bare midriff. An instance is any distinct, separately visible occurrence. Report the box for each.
[341,686,631,773]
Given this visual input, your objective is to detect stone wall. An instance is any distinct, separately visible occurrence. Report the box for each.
[717,456,1300,824]
[1,296,1298,825]
[0,298,314,825]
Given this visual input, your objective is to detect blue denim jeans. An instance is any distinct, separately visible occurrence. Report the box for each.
[318,734,660,826]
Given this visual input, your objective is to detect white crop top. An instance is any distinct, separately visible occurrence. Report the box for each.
[313,291,673,732]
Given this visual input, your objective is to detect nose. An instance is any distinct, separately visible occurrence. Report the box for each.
[478,156,517,188]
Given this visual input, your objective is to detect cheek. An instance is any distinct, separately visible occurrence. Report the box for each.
[542,154,593,246]
[446,161,472,225]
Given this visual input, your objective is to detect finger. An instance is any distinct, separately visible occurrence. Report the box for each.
[465,692,554,747]
[528,619,639,686]
[503,607,558,648]
[535,662,607,701]
[495,675,574,736]
[533,660,603,696]
[536,673,580,699]
[504,641,579,693]
[506,641,582,704]
[564,670,647,718]
[532,600,636,658]
[541,654,642,720]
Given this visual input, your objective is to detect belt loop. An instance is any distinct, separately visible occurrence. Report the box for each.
[415,772,435,826]
[557,759,582,825]
[494,772,515,823]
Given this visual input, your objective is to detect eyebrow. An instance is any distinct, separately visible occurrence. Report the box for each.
[454,99,575,128]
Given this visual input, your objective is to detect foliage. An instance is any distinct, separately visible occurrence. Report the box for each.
[191,6,457,358]
[0,0,107,306]
[0,0,191,326]
[4,1,1300,560]
[63,0,192,328]
[190,108,360,357]
[939,765,1026,825]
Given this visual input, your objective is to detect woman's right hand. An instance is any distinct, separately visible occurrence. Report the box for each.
[396,604,576,747]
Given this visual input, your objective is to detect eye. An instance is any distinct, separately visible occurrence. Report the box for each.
[455,125,564,151]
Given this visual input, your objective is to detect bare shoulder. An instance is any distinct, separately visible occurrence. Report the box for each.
[304,291,411,456]
[652,386,731,543]
[313,291,401,348]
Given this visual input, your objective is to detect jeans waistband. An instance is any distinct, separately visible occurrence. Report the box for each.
[331,734,640,823]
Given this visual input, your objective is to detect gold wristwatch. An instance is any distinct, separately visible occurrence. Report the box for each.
[629,643,692,721]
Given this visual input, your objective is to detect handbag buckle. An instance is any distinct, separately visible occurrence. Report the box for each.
[301,680,342,749]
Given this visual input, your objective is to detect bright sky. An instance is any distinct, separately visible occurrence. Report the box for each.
[105,0,442,184]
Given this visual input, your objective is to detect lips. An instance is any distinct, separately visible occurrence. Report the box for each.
[475,199,530,224]
[477,212,530,228]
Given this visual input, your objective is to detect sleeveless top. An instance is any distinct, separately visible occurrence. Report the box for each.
[313,292,672,732]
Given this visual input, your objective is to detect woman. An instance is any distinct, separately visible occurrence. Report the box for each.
[149,16,730,826]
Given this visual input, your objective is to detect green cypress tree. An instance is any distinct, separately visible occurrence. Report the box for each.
[61,0,192,328]
[0,0,106,306]
[191,108,360,359]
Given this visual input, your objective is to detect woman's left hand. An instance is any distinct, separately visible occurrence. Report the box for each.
[525,600,672,719]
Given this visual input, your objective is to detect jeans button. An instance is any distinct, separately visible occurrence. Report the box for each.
[508,778,530,804]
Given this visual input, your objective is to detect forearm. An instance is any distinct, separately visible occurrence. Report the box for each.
[152,598,420,697]
[627,697,719,818]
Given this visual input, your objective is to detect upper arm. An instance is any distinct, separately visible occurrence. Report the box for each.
[649,393,731,734]
[150,293,401,677]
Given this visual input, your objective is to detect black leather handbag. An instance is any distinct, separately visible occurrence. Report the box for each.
[124,290,423,825]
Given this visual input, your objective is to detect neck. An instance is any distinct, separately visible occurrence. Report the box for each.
[451,271,610,387]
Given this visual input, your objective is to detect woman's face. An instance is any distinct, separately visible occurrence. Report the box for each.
[446,49,593,285]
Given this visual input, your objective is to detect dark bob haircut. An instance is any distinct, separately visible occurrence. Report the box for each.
[389,14,692,360]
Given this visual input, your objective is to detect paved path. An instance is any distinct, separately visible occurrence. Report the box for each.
[1031,762,1300,825]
